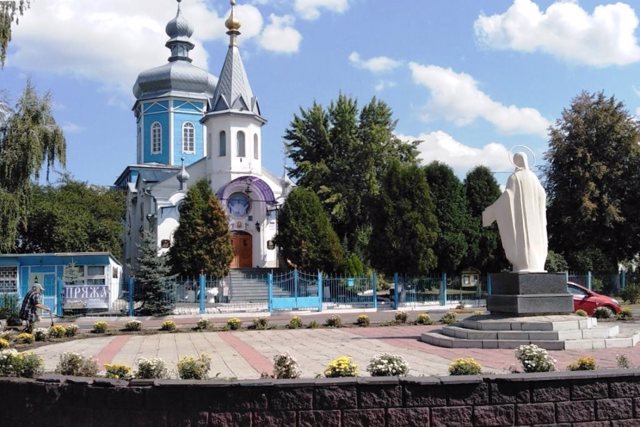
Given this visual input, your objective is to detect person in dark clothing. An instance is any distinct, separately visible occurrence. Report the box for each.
[19,283,50,333]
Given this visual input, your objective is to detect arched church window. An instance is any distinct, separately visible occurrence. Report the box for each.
[151,122,162,154]
[219,131,226,157]
[253,134,259,160]
[237,131,246,157]
[183,122,195,153]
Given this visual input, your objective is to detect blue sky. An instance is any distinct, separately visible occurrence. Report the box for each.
[3,0,640,186]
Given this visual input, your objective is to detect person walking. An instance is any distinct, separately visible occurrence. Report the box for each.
[19,282,50,333]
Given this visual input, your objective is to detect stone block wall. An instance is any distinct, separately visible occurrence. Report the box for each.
[2,370,640,426]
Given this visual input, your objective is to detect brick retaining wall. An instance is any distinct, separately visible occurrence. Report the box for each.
[3,370,640,426]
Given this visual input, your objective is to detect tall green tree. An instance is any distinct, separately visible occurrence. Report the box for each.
[135,231,175,315]
[0,0,30,67]
[369,160,438,275]
[0,81,65,252]
[168,179,233,278]
[275,187,345,273]
[424,162,475,273]
[544,91,640,271]
[18,177,125,258]
[463,166,508,272]
[284,94,418,255]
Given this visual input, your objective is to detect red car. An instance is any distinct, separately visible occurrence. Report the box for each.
[567,282,621,316]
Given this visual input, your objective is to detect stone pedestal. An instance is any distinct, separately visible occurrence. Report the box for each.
[487,272,573,315]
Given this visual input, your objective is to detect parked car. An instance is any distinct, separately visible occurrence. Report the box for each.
[567,282,621,316]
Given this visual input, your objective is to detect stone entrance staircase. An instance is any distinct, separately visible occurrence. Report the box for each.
[421,314,640,350]
[228,269,289,303]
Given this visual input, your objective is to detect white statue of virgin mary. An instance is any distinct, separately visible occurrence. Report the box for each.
[482,152,548,272]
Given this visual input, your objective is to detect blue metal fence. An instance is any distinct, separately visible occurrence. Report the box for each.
[322,273,377,309]
[269,270,322,311]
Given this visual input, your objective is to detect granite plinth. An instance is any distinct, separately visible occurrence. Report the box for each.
[488,272,573,315]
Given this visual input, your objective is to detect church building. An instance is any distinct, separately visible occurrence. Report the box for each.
[116,0,290,279]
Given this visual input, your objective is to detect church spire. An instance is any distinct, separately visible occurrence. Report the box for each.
[208,0,262,117]
[225,0,241,47]
[165,0,195,63]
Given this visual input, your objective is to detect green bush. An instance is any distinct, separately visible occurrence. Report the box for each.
[356,314,370,327]
[64,324,79,337]
[325,315,342,328]
[515,344,555,373]
[439,312,457,325]
[93,321,108,334]
[394,311,408,324]
[324,356,358,378]
[196,318,210,330]
[0,350,44,378]
[55,352,99,377]
[160,320,176,331]
[415,313,433,325]
[124,320,142,331]
[227,318,242,330]
[448,358,482,375]
[574,309,588,317]
[288,316,303,329]
[616,354,631,369]
[593,306,612,319]
[619,284,640,304]
[135,357,168,379]
[272,353,301,379]
[567,356,596,371]
[252,317,269,330]
[15,333,34,344]
[48,325,67,339]
[307,320,320,329]
[177,354,211,380]
[617,308,633,320]
[367,353,409,376]
[33,328,48,342]
[104,363,132,379]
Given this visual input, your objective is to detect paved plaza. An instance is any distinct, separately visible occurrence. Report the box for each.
[29,311,640,379]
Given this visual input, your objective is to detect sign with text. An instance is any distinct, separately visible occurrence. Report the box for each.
[64,285,109,309]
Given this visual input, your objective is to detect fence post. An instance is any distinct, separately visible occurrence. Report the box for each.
[199,274,206,314]
[586,271,592,290]
[128,277,134,317]
[393,273,399,309]
[268,272,273,313]
[565,271,569,284]
[317,271,323,312]
[294,269,299,300]
[620,270,626,290]
[57,279,64,317]
[487,274,492,296]
[372,272,378,310]
[440,272,447,306]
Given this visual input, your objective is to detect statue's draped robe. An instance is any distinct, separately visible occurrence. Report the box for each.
[482,159,547,272]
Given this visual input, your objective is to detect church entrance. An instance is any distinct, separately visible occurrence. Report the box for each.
[230,232,252,268]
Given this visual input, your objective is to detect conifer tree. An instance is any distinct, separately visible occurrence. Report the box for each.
[424,161,475,273]
[168,179,233,278]
[275,187,344,273]
[135,231,175,315]
[369,160,438,275]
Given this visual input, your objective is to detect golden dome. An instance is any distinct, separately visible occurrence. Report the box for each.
[225,1,241,32]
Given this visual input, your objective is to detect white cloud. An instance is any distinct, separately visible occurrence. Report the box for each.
[7,0,266,96]
[374,80,397,92]
[348,52,402,73]
[474,0,640,67]
[259,14,302,54]
[62,122,83,135]
[409,62,550,137]
[294,0,349,20]
[399,131,513,178]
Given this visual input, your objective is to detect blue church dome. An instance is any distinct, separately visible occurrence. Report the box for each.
[133,0,216,101]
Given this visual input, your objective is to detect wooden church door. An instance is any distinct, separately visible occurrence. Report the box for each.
[230,232,252,268]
